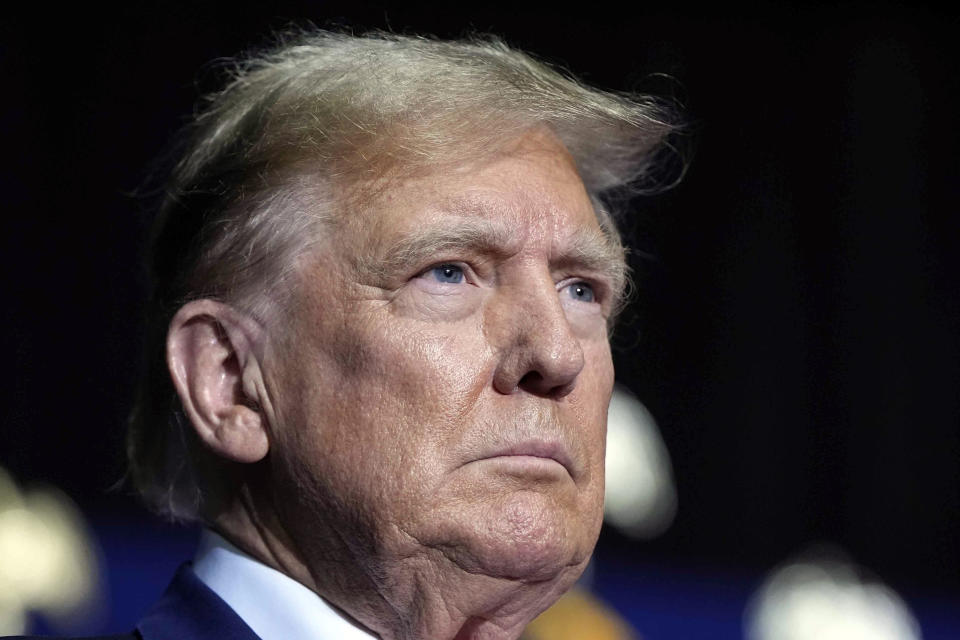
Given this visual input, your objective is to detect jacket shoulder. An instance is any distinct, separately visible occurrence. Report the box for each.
[3,635,139,640]
[136,565,259,640]
[5,564,257,640]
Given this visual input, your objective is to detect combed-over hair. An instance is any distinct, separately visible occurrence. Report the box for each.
[128,29,684,522]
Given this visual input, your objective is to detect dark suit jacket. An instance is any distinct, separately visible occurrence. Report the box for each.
[8,565,261,640]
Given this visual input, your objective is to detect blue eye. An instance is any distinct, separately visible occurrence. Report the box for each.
[430,264,464,284]
[566,282,595,303]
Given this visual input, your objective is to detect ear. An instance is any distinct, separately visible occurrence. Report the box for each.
[167,299,270,464]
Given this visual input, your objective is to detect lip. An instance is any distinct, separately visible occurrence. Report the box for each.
[476,440,575,477]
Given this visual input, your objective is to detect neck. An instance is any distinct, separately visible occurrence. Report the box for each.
[212,483,583,640]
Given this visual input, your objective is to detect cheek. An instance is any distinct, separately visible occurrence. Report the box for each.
[277,305,493,494]
[575,340,615,469]
[578,334,614,404]
[353,317,491,428]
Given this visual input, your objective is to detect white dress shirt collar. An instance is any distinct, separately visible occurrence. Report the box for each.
[192,529,377,640]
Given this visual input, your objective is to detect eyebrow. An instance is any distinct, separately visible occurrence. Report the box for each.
[353,212,627,299]
[554,224,628,297]
[354,217,516,280]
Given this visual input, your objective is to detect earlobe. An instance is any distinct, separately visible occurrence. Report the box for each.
[167,300,270,464]
[211,403,269,464]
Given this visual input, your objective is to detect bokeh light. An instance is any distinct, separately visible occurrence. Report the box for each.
[604,386,677,538]
[0,467,102,634]
[745,548,922,640]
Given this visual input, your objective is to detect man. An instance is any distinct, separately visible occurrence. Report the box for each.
[15,30,679,640]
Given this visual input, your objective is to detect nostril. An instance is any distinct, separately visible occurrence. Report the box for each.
[517,371,542,390]
[517,370,576,399]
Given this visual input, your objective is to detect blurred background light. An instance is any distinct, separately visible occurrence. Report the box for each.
[0,467,103,635]
[604,386,677,539]
[524,588,638,640]
[745,547,922,640]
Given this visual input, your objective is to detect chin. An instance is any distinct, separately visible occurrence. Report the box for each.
[430,489,598,582]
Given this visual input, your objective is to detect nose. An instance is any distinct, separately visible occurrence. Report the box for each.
[491,277,586,399]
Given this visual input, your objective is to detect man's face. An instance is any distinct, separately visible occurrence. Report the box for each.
[265,130,621,586]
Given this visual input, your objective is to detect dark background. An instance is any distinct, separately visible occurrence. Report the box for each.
[2,2,958,636]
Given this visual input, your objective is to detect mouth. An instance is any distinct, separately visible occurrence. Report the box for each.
[475,440,575,478]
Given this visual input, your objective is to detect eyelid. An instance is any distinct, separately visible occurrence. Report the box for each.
[416,260,475,283]
[555,274,608,302]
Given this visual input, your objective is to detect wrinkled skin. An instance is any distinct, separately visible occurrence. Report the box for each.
[208,130,621,639]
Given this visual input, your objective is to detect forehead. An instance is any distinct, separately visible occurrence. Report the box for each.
[344,129,605,256]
